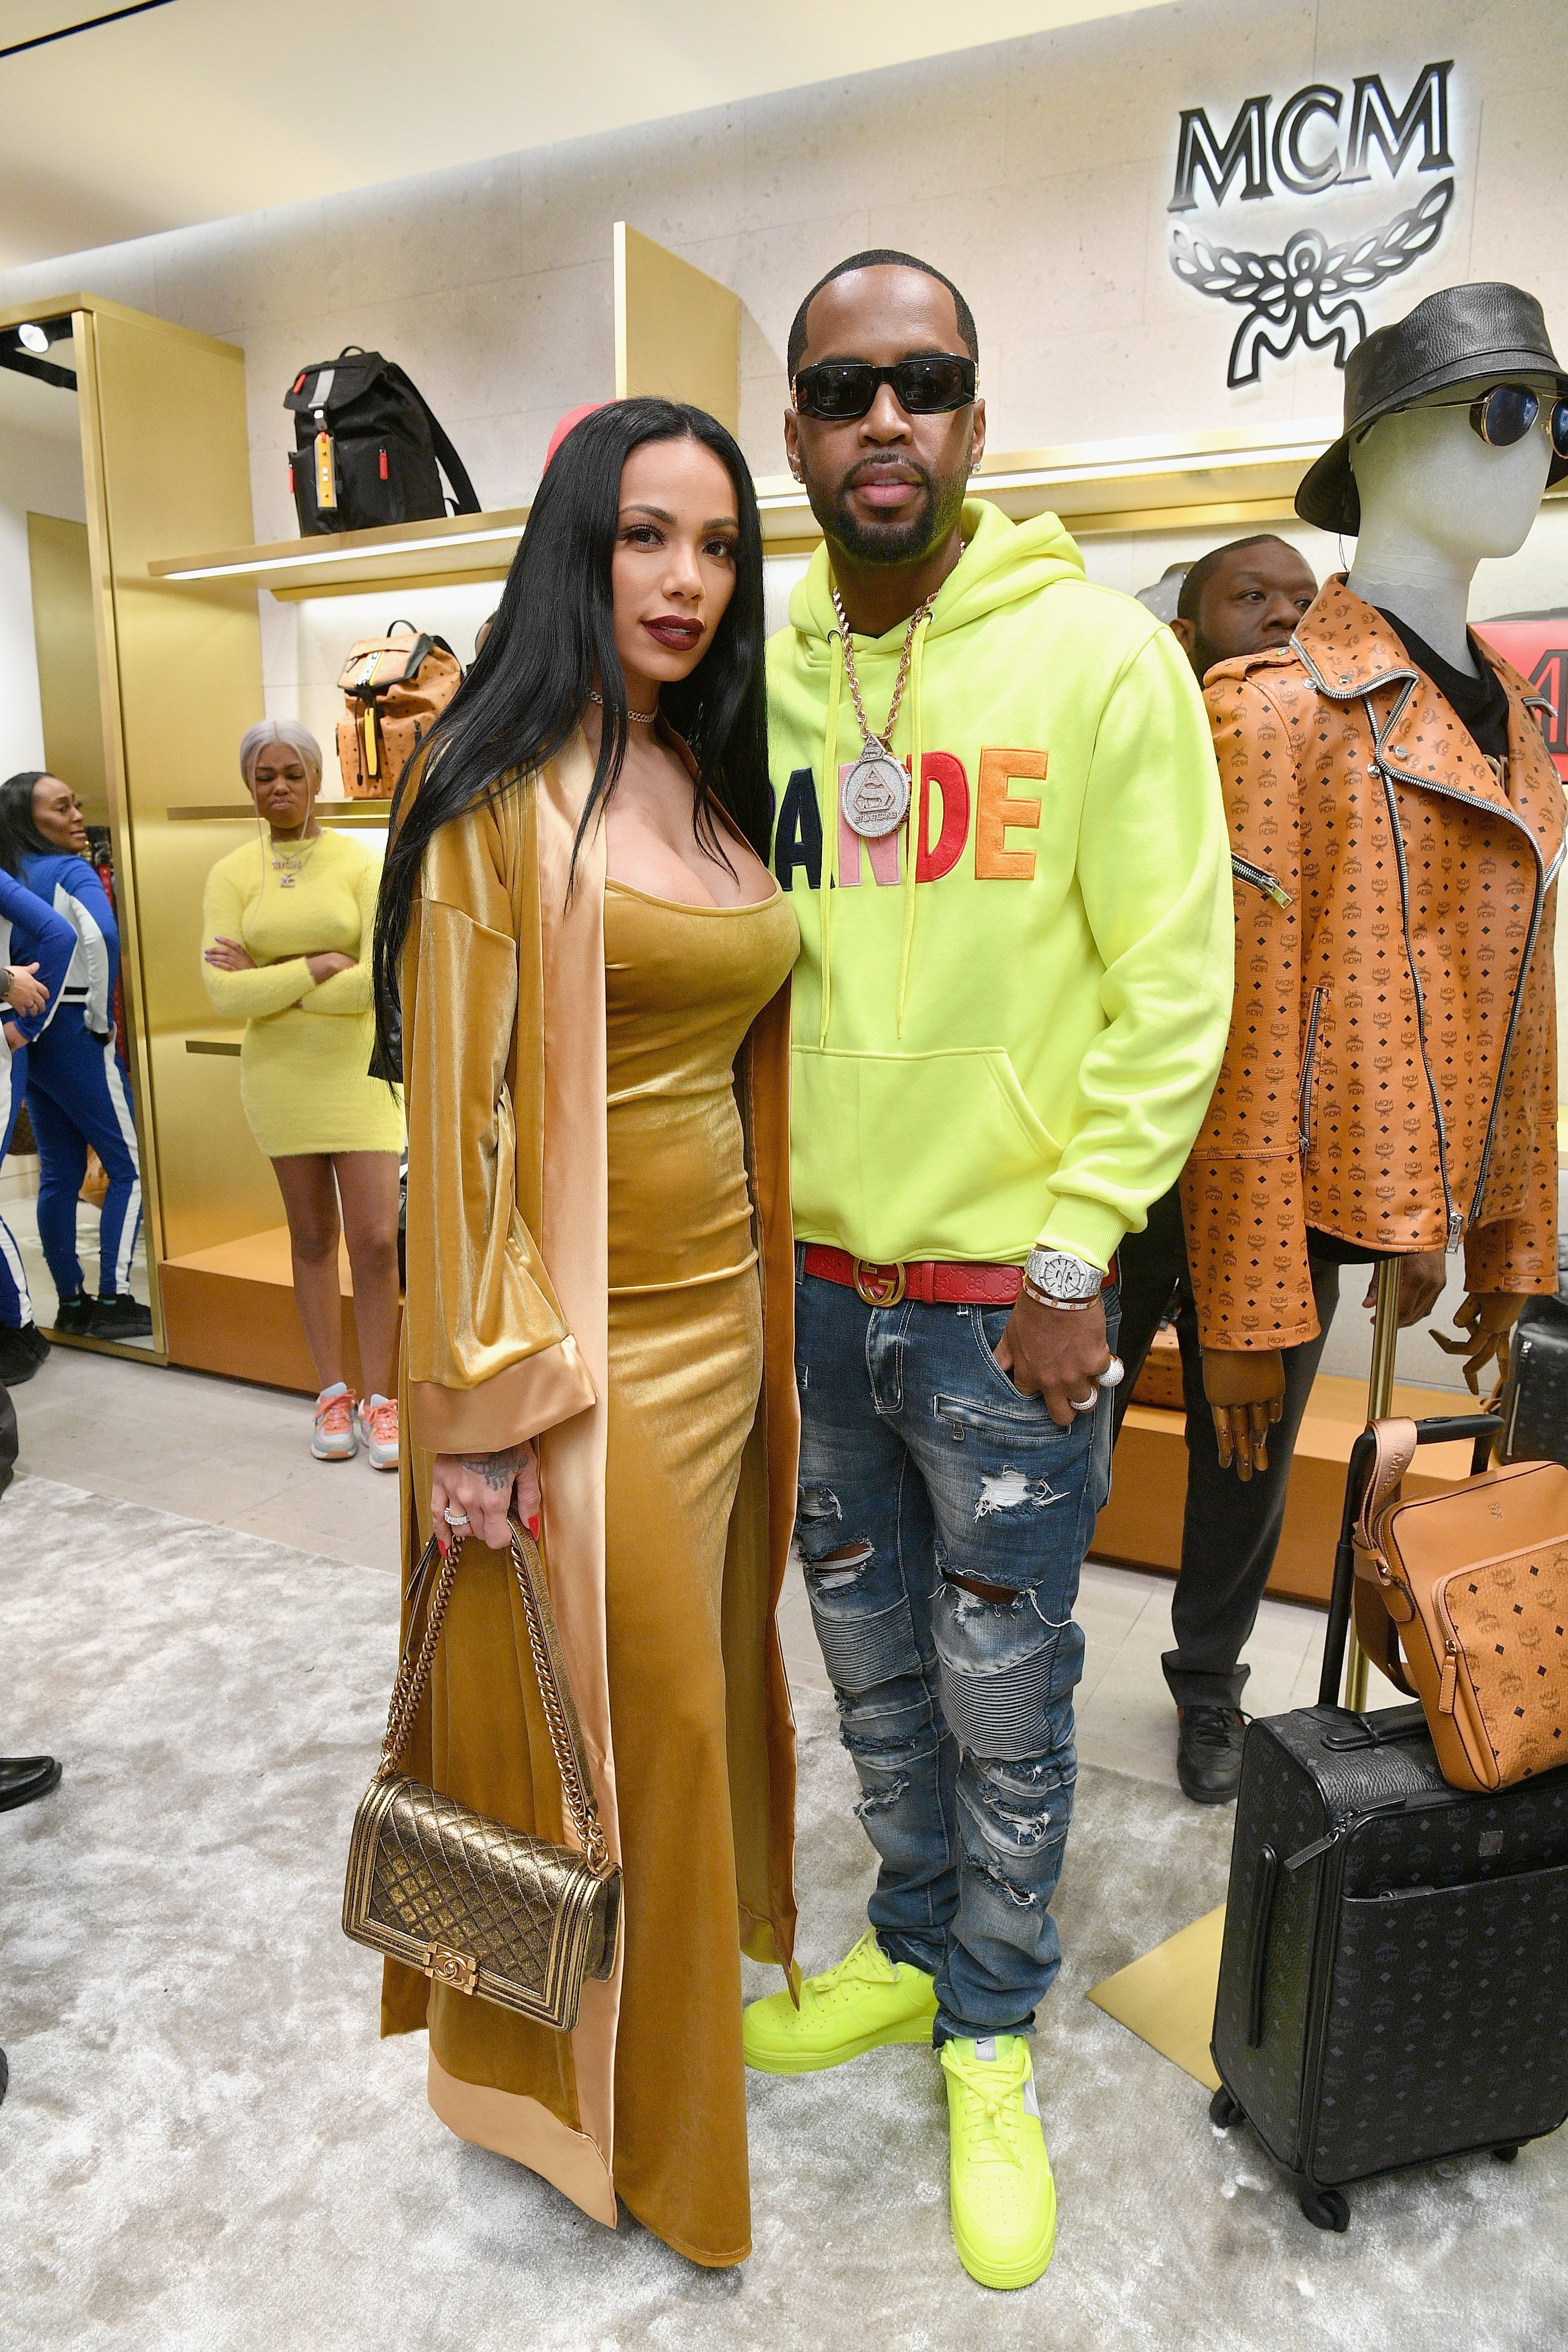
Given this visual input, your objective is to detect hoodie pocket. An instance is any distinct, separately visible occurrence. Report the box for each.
[790,1044,1061,1263]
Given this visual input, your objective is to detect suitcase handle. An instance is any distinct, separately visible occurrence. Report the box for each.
[1317,1414,1500,1706]
[1245,1842,1279,2046]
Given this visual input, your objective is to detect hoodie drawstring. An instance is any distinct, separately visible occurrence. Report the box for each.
[895,610,932,1037]
[818,632,844,1047]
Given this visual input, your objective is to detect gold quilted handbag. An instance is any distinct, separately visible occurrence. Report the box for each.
[343,1516,620,2028]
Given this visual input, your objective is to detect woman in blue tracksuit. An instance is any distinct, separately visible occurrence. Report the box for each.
[0,771,150,1340]
[0,866,75,1381]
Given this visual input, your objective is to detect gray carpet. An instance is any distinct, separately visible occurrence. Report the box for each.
[1,1473,1563,2352]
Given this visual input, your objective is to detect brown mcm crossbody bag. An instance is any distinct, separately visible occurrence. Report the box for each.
[1352,1417,1568,1794]
[343,1516,620,2029]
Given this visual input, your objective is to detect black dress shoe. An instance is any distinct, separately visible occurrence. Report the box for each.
[51,1293,95,1336]
[0,1323,47,1385]
[0,1755,62,1813]
[88,1294,153,1339]
[1176,1707,1247,1804]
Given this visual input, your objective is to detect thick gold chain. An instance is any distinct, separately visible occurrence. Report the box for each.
[830,582,937,753]
[376,1524,610,1877]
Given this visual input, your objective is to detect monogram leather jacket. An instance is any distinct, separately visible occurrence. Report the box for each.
[1183,576,1564,1351]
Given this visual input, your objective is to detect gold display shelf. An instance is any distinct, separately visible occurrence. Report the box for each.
[167,800,392,824]
[145,420,1361,593]
[184,1030,242,1057]
[147,505,530,597]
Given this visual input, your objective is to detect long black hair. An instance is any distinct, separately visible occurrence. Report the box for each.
[0,771,51,876]
[372,398,770,1072]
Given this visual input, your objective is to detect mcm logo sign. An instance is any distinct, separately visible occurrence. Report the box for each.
[1168,62,1456,387]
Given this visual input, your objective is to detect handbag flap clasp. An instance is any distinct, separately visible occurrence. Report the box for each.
[422,1942,478,1995]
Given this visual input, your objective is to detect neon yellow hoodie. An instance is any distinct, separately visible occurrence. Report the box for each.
[765,499,1233,1272]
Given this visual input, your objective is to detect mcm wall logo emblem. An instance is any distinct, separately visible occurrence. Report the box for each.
[1168,62,1456,387]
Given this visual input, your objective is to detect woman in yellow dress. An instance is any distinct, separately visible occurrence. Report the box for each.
[201,722,404,1466]
[370,399,799,2265]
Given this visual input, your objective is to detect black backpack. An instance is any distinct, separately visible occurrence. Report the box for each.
[284,348,481,535]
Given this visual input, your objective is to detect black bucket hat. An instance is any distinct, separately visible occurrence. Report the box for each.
[1296,282,1568,535]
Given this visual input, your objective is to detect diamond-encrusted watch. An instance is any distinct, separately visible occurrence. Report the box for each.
[1024,1246,1102,1304]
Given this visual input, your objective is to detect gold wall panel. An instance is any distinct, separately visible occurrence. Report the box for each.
[615,222,740,436]
[26,512,109,824]
[72,302,269,1273]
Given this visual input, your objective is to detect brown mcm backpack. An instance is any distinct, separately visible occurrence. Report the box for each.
[1352,1416,1568,1793]
[336,619,461,799]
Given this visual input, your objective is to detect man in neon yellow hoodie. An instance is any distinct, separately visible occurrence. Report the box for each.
[741,253,1233,2289]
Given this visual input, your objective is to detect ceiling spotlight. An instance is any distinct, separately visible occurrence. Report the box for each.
[16,323,49,354]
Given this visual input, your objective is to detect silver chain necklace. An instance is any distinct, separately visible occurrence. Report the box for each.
[269,830,319,890]
[830,583,938,839]
[588,686,658,726]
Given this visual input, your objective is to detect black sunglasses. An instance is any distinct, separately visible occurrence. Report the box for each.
[1372,381,1568,460]
[792,354,977,422]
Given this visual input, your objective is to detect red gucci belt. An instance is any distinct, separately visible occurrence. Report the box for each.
[803,1244,1118,1308]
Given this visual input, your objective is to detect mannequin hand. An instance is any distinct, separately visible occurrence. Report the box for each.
[1362,1248,1447,1327]
[432,1442,542,1554]
[2,961,47,1016]
[1431,1292,1529,1395]
[305,951,355,984]
[994,1293,1112,1428]
[3,1021,22,1052]
[1203,1347,1286,1482]
[204,935,255,973]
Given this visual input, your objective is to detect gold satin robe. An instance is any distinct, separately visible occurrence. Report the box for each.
[379,737,800,2262]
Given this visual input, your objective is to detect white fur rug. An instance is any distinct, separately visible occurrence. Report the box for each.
[0,1473,1562,2351]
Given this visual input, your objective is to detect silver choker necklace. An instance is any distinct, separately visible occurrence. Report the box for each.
[588,687,658,725]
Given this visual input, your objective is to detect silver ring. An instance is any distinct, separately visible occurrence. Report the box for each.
[1070,1394,1097,1413]
[1097,1356,1125,1390]
[443,1507,471,1527]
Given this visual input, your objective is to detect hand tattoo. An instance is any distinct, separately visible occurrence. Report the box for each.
[457,1444,532,1493]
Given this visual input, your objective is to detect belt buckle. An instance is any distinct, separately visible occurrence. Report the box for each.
[852,1258,907,1307]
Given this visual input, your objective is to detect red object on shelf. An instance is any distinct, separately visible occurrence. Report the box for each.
[1475,616,1568,783]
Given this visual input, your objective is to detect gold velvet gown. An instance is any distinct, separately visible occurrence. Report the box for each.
[384,749,800,2268]
[599,877,798,2261]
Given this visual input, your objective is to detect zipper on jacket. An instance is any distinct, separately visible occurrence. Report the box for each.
[1470,833,1565,1225]
[1232,853,1293,908]
[1374,753,1460,1245]
[1297,984,1326,1158]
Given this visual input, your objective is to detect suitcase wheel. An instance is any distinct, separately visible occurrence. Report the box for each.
[1492,2145,1520,2163]
[1209,2085,1245,2129]
[1298,2185,1350,2232]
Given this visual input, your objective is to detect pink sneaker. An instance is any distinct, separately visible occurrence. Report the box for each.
[311,1383,358,1461]
[358,1393,400,1472]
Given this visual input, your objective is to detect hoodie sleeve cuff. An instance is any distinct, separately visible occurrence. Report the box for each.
[1032,1195,1126,1279]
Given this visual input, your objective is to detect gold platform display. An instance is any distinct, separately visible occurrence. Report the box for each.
[1088,1907,1225,2091]
[1097,1373,1481,1603]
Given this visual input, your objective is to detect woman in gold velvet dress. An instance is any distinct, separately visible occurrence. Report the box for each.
[370,400,799,2266]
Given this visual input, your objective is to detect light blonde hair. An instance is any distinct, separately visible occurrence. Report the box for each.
[239,719,322,788]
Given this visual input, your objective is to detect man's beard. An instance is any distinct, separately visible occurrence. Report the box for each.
[810,457,969,568]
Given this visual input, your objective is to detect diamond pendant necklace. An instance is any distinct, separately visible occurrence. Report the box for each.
[830,583,938,839]
[270,830,318,890]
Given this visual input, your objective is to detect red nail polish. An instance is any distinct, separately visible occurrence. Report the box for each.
[527,1513,541,1541]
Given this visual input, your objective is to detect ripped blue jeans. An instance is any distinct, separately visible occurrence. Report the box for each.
[794,1254,1116,2044]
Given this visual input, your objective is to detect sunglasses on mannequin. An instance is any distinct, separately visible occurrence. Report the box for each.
[792,354,977,421]
[1370,382,1568,459]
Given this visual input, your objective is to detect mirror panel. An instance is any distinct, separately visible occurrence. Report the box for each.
[0,314,158,1354]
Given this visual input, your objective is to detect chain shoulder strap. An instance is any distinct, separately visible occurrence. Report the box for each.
[377,1516,612,1878]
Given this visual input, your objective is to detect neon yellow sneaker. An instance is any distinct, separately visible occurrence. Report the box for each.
[941,2035,1056,2289]
[743,1929,937,2073]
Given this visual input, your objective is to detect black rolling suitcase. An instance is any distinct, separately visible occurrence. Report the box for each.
[1209,1412,1568,2230]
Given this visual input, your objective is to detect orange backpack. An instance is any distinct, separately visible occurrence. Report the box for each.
[336,620,460,800]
